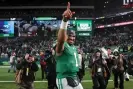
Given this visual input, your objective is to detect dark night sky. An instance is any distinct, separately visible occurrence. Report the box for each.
[0,0,123,13]
[0,0,93,6]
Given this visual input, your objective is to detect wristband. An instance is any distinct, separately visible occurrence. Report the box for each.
[63,16,68,22]
[60,20,68,30]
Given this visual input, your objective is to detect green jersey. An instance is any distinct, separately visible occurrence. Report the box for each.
[56,42,79,78]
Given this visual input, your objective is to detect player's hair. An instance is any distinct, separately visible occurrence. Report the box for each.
[67,30,76,37]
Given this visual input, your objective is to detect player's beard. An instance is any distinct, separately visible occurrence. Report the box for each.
[67,38,75,45]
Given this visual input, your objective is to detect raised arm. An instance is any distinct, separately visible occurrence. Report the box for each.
[56,2,75,55]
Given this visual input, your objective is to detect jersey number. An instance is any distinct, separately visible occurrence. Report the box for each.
[74,52,78,67]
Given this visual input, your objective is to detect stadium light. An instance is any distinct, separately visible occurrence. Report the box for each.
[97,21,133,28]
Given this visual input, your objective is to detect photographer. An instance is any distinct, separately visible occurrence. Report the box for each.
[89,49,110,89]
[16,53,39,89]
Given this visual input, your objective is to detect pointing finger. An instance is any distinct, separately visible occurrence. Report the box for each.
[67,2,70,9]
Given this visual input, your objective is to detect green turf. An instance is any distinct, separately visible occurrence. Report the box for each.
[0,68,43,81]
[0,81,133,89]
[0,68,115,81]
[0,68,133,89]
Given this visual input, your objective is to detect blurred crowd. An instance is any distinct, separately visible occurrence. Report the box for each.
[0,36,55,58]
[1,24,133,58]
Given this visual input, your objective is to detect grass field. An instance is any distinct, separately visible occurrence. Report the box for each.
[0,67,133,89]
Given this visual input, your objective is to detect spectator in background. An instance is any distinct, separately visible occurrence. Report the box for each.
[105,48,113,87]
[8,52,16,73]
[112,51,127,89]
[77,48,85,82]
[40,50,47,80]
[128,54,133,76]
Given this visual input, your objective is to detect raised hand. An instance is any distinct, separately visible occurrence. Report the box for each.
[62,2,75,20]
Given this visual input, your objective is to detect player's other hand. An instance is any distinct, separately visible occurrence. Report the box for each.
[62,2,75,20]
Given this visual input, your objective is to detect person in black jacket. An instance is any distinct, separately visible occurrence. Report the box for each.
[16,53,39,89]
[128,54,133,75]
[89,49,110,89]
[45,48,57,89]
[112,51,127,89]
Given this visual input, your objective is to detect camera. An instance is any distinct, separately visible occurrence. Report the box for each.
[25,54,35,63]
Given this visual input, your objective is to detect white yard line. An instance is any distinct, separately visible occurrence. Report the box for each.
[0,66,41,68]
[0,66,10,68]
[0,66,132,83]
